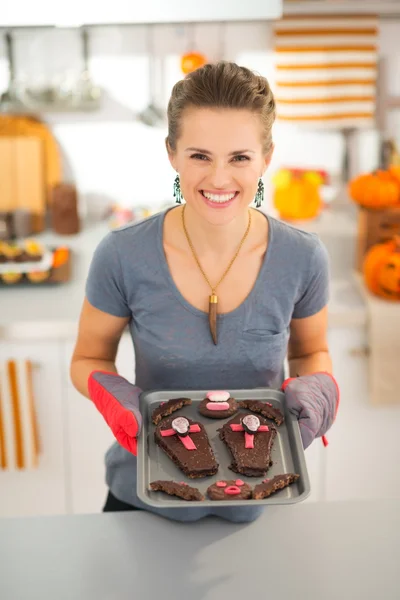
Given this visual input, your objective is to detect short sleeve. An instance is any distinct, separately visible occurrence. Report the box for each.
[292,237,330,319]
[85,232,131,318]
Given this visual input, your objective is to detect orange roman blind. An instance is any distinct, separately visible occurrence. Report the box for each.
[0,360,41,470]
[273,14,378,127]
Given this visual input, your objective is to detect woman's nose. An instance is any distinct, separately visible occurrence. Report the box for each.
[209,164,232,188]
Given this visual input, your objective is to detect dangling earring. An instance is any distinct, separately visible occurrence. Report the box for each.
[173,174,183,204]
[254,178,264,208]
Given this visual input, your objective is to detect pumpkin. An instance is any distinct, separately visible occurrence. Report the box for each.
[363,236,400,300]
[180,51,207,75]
[388,165,400,188]
[348,171,400,209]
[273,171,322,221]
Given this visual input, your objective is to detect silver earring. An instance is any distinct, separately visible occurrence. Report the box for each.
[254,178,264,208]
[173,174,183,204]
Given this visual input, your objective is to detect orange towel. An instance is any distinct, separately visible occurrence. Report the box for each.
[273,14,378,128]
[0,360,41,470]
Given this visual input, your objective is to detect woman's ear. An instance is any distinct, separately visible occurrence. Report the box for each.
[165,138,176,170]
[262,144,274,175]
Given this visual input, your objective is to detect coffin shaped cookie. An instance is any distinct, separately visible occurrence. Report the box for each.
[219,412,277,477]
[154,416,219,478]
[198,390,239,419]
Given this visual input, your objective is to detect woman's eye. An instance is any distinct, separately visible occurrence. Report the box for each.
[190,153,209,161]
[232,155,250,162]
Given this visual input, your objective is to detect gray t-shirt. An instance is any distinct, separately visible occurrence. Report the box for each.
[86,207,329,522]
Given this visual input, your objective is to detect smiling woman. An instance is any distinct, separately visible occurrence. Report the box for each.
[70,61,339,523]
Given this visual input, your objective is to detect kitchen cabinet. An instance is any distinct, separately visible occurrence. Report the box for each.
[2,1,282,27]
[0,341,67,517]
[63,334,135,514]
[326,326,400,501]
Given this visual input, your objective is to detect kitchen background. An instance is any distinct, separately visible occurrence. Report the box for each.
[1,1,400,518]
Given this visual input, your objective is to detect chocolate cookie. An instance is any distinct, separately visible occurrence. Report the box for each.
[152,397,192,425]
[154,416,219,479]
[150,480,205,501]
[219,412,277,477]
[207,479,252,501]
[198,390,239,419]
[252,473,300,499]
[238,400,284,426]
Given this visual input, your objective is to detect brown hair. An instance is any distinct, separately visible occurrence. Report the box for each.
[166,61,276,154]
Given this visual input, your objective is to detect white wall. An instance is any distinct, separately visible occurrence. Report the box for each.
[1,20,400,215]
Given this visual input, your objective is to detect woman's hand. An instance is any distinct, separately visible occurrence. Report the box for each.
[282,372,339,448]
[88,371,142,455]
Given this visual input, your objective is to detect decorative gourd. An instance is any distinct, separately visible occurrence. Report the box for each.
[348,171,400,209]
[273,170,322,220]
[363,236,400,300]
[180,51,207,75]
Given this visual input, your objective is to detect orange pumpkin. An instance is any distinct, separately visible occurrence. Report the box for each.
[273,174,322,221]
[180,51,207,75]
[363,236,400,300]
[388,165,400,187]
[348,171,400,209]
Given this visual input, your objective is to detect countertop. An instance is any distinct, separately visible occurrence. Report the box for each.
[0,206,367,340]
[0,499,398,600]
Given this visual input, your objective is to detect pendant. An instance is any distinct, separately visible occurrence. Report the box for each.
[209,294,218,345]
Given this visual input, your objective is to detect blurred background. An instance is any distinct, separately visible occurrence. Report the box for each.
[1,0,400,518]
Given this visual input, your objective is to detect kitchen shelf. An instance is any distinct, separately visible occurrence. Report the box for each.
[283,1,400,18]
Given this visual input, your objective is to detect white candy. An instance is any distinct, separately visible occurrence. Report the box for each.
[242,415,260,433]
[172,417,190,435]
[206,390,230,402]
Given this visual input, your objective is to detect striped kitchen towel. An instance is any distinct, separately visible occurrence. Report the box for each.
[273,14,378,127]
[0,360,41,470]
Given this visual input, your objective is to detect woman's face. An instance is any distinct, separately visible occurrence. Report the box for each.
[168,107,272,224]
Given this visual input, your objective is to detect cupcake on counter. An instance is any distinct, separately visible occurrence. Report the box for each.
[1,272,23,284]
[23,239,44,262]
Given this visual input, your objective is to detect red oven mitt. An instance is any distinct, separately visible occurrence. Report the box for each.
[282,372,340,449]
[88,371,142,455]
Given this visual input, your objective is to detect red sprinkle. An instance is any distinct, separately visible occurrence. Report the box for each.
[266,402,272,407]
[179,482,187,486]
[216,481,227,488]
[235,479,244,486]
[262,479,270,484]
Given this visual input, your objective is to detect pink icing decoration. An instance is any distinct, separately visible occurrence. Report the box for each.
[235,479,244,486]
[179,482,188,486]
[206,401,230,411]
[266,402,272,407]
[181,436,197,451]
[225,486,241,496]
[245,432,254,449]
[160,428,176,437]
[258,425,270,432]
[230,424,244,432]
[262,479,270,483]
[206,390,230,402]
[189,424,201,433]
[160,402,166,406]
[216,481,227,488]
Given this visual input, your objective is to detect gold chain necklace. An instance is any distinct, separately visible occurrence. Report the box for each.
[181,204,252,345]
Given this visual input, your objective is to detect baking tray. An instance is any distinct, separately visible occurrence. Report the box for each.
[137,388,310,508]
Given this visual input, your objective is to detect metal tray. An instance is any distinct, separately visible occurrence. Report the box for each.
[137,388,310,508]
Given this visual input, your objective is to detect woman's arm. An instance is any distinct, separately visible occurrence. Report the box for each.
[287,306,332,377]
[70,298,130,399]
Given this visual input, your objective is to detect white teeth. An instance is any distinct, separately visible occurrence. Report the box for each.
[202,191,236,203]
